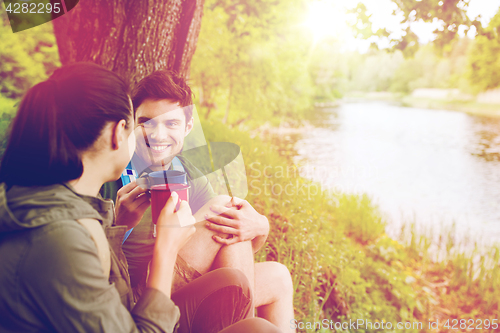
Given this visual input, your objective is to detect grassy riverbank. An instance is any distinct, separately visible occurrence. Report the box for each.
[345,92,500,119]
[201,118,500,332]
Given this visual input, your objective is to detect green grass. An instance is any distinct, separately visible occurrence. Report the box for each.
[399,221,500,322]
[201,117,500,332]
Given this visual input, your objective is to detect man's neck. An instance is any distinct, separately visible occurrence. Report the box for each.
[148,161,172,172]
[131,153,174,174]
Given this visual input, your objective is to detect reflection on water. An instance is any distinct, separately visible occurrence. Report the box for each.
[294,101,500,244]
[470,116,500,162]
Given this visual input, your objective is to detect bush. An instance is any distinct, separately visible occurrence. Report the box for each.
[0,95,18,158]
[0,9,60,99]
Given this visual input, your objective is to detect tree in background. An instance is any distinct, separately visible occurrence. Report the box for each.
[52,0,204,84]
[390,0,476,55]
[0,12,59,99]
[468,9,500,92]
[342,39,471,95]
[190,0,315,126]
[308,38,347,101]
[0,9,60,156]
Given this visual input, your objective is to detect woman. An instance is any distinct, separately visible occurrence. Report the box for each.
[0,63,279,333]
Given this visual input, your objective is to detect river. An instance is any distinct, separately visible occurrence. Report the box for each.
[293,101,500,245]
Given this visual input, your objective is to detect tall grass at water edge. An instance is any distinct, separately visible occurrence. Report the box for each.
[201,119,500,332]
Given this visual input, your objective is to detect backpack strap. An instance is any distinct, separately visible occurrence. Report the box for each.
[171,156,185,172]
[121,161,137,244]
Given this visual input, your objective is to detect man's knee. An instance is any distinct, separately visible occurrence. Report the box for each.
[270,262,294,295]
[193,195,231,223]
[211,267,251,298]
[219,318,281,333]
[209,194,232,205]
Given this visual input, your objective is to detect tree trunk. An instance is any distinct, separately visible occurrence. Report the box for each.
[52,0,204,84]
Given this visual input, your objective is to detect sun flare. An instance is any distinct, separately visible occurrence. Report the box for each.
[304,1,351,42]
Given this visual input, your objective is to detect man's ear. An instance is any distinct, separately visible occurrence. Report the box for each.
[184,117,194,137]
[111,119,127,150]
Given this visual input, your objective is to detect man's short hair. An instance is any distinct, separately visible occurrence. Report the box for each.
[132,70,194,121]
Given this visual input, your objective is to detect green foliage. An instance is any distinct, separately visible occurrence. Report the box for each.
[390,0,477,54]
[347,3,389,40]
[343,39,472,94]
[0,9,60,158]
[394,27,420,58]
[0,95,17,157]
[400,222,500,320]
[308,39,348,101]
[0,9,60,99]
[345,50,405,92]
[389,59,422,93]
[467,36,500,91]
[467,10,500,92]
[335,194,386,245]
[191,0,316,127]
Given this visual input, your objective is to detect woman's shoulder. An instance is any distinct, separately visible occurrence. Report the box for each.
[29,217,95,243]
[0,182,108,278]
[5,183,104,229]
[20,218,107,287]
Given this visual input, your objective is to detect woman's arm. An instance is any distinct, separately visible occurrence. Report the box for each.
[147,193,196,298]
[21,193,195,333]
[22,222,179,333]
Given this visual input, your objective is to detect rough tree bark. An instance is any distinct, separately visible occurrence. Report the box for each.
[52,0,205,84]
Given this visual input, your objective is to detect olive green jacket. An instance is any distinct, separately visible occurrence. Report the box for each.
[0,183,180,332]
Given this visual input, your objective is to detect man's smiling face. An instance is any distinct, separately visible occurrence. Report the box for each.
[135,99,193,170]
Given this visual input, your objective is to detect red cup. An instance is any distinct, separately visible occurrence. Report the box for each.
[151,183,190,225]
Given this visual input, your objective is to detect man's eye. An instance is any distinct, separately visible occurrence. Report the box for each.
[167,121,179,126]
[141,122,155,128]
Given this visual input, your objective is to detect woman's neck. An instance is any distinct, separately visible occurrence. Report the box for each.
[68,174,104,197]
[68,156,108,197]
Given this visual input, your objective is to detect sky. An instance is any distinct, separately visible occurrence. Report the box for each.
[305,0,500,52]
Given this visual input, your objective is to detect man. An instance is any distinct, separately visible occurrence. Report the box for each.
[103,70,295,332]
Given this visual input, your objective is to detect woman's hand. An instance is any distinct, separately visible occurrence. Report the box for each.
[155,192,196,253]
[147,192,196,298]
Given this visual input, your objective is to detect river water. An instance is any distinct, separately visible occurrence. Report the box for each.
[294,101,500,245]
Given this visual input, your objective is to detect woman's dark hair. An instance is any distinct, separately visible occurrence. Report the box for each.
[0,62,132,187]
[132,70,194,121]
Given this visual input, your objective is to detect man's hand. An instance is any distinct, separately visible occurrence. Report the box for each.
[204,197,269,252]
[115,181,151,230]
